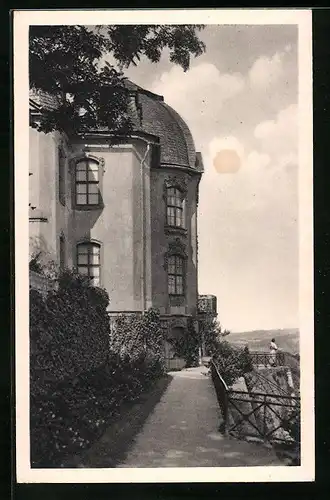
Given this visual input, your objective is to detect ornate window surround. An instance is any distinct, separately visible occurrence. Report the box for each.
[167,255,184,296]
[170,317,187,330]
[163,176,188,235]
[163,176,188,197]
[164,238,187,303]
[163,238,187,269]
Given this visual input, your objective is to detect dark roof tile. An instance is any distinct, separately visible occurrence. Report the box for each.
[29,80,202,172]
[137,92,197,169]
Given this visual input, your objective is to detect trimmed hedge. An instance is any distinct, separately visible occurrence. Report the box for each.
[30,271,110,397]
[30,356,165,467]
[30,271,166,467]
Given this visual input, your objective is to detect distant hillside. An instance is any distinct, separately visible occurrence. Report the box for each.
[226,328,299,355]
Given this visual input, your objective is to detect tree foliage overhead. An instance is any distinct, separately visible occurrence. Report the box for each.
[100,25,205,70]
[29,25,205,135]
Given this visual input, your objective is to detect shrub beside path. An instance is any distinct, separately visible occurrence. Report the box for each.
[73,365,283,468]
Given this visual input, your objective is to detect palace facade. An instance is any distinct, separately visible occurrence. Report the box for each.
[29,81,205,367]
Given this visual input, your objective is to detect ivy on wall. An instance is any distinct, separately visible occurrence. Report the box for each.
[169,317,200,368]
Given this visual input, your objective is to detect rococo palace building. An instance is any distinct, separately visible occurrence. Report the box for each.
[29,80,214,368]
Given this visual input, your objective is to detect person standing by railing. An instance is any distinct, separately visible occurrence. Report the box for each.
[269,338,278,366]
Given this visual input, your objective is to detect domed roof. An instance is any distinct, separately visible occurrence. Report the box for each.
[29,81,204,173]
[126,81,202,172]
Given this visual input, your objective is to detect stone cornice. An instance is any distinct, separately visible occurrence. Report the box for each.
[164,226,187,237]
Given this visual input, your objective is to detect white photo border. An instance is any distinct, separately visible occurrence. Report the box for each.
[14,8,314,483]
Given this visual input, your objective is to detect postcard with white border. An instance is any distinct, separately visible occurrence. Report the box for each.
[14,9,314,483]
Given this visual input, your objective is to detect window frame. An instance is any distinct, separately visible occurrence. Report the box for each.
[167,254,185,296]
[74,158,102,209]
[76,242,101,287]
[166,187,185,228]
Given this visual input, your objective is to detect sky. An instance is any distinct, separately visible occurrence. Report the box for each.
[107,25,299,333]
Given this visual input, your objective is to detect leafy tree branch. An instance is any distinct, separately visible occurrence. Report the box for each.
[29,25,205,134]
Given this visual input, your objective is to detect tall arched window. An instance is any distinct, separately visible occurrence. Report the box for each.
[168,255,184,295]
[166,187,184,228]
[76,242,101,286]
[75,159,100,206]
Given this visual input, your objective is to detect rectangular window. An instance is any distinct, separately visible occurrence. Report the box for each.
[88,164,99,181]
[167,207,175,226]
[75,159,100,207]
[168,255,184,296]
[166,187,184,227]
[77,243,101,286]
[176,276,183,295]
[176,207,183,227]
[168,275,176,295]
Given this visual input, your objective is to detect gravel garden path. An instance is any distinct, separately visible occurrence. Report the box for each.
[74,365,283,468]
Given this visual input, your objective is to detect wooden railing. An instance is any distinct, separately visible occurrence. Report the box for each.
[210,360,300,444]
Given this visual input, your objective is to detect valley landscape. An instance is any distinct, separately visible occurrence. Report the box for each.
[226,328,299,355]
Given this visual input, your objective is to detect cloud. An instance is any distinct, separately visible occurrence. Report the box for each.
[200,129,297,224]
[246,150,271,172]
[208,137,270,175]
[254,103,297,158]
[254,104,297,140]
[123,25,299,332]
[198,134,298,330]
[152,63,244,105]
[151,63,245,149]
[248,52,284,90]
[277,152,298,169]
